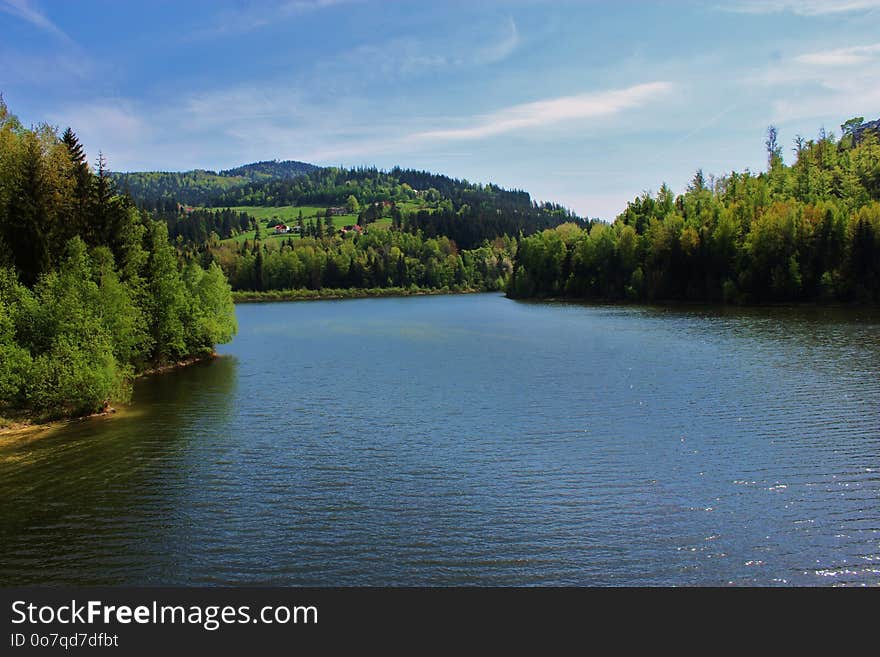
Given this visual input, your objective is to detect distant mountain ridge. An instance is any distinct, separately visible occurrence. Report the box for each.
[217,160,320,180]
[111,159,320,205]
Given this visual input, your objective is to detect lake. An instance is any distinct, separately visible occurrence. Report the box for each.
[1,293,879,585]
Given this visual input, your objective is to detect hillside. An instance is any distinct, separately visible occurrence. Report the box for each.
[111,159,319,205]
[509,119,880,304]
[128,164,582,250]
[218,160,320,180]
[117,162,583,294]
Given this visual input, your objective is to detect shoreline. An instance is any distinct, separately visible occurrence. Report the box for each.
[506,294,880,311]
[0,353,219,439]
[232,286,485,303]
[0,408,121,443]
[136,352,219,378]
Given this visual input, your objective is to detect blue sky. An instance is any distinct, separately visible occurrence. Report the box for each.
[2,0,879,218]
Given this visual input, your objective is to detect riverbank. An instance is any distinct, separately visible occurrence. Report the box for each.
[0,353,219,438]
[137,352,219,378]
[232,286,483,303]
[506,292,879,310]
[0,407,121,444]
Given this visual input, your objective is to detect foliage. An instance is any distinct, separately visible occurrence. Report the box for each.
[232,286,480,302]
[510,120,880,304]
[197,227,516,293]
[0,99,237,419]
[128,164,583,251]
[111,160,318,205]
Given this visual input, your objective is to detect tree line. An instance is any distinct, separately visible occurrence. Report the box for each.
[196,229,515,293]
[0,100,237,421]
[198,166,541,210]
[111,160,317,205]
[509,119,880,304]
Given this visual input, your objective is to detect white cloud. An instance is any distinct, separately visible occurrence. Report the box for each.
[725,0,880,15]
[745,43,880,124]
[749,42,880,86]
[0,49,92,84]
[47,83,380,171]
[193,0,362,38]
[48,101,150,167]
[771,80,880,124]
[413,82,674,142]
[319,16,521,87]
[793,43,880,66]
[181,86,308,129]
[61,103,146,136]
[0,0,75,44]
[471,17,520,65]
[46,78,675,174]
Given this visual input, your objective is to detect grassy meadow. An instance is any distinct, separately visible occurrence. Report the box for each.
[215,201,431,246]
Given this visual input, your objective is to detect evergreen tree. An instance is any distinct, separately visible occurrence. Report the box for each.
[324,208,334,234]
[7,132,51,286]
[254,243,265,291]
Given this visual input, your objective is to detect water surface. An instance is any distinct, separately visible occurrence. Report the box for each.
[2,294,879,585]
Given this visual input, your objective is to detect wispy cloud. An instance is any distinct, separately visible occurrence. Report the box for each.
[0,0,75,45]
[745,42,880,124]
[48,78,675,172]
[49,84,374,171]
[193,0,361,38]
[0,48,93,85]
[471,16,520,65]
[749,41,880,86]
[48,100,151,167]
[181,86,309,129]
[770,80,880,125]
[724,0,880,15]
[318,16,521,87]
[793,43,880,66]
[413,82,674,142]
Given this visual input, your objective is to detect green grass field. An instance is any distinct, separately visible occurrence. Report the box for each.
[227,205,334,222]
[214,203,408,246]
[217,205,391,245]
[227,200,430,222]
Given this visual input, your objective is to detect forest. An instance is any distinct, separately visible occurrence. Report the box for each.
[111,159,318,205]
[123,161,581,292]
[0,100,237,422]
[209,166,580,250]
[509,119,880,304]
[202,229,516,293]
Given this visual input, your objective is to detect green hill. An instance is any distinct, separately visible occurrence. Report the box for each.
[111,159,319,205]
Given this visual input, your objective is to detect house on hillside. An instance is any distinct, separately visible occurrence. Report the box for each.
[328,206,348,216]
[274,223,291,234]
[340,224,364,236]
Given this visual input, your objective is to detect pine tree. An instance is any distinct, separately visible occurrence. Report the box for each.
[324,209,334,234]
[254,244,265,291]
[61,128,86,166]
[8,133,51,285]
[89,151,115,246]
